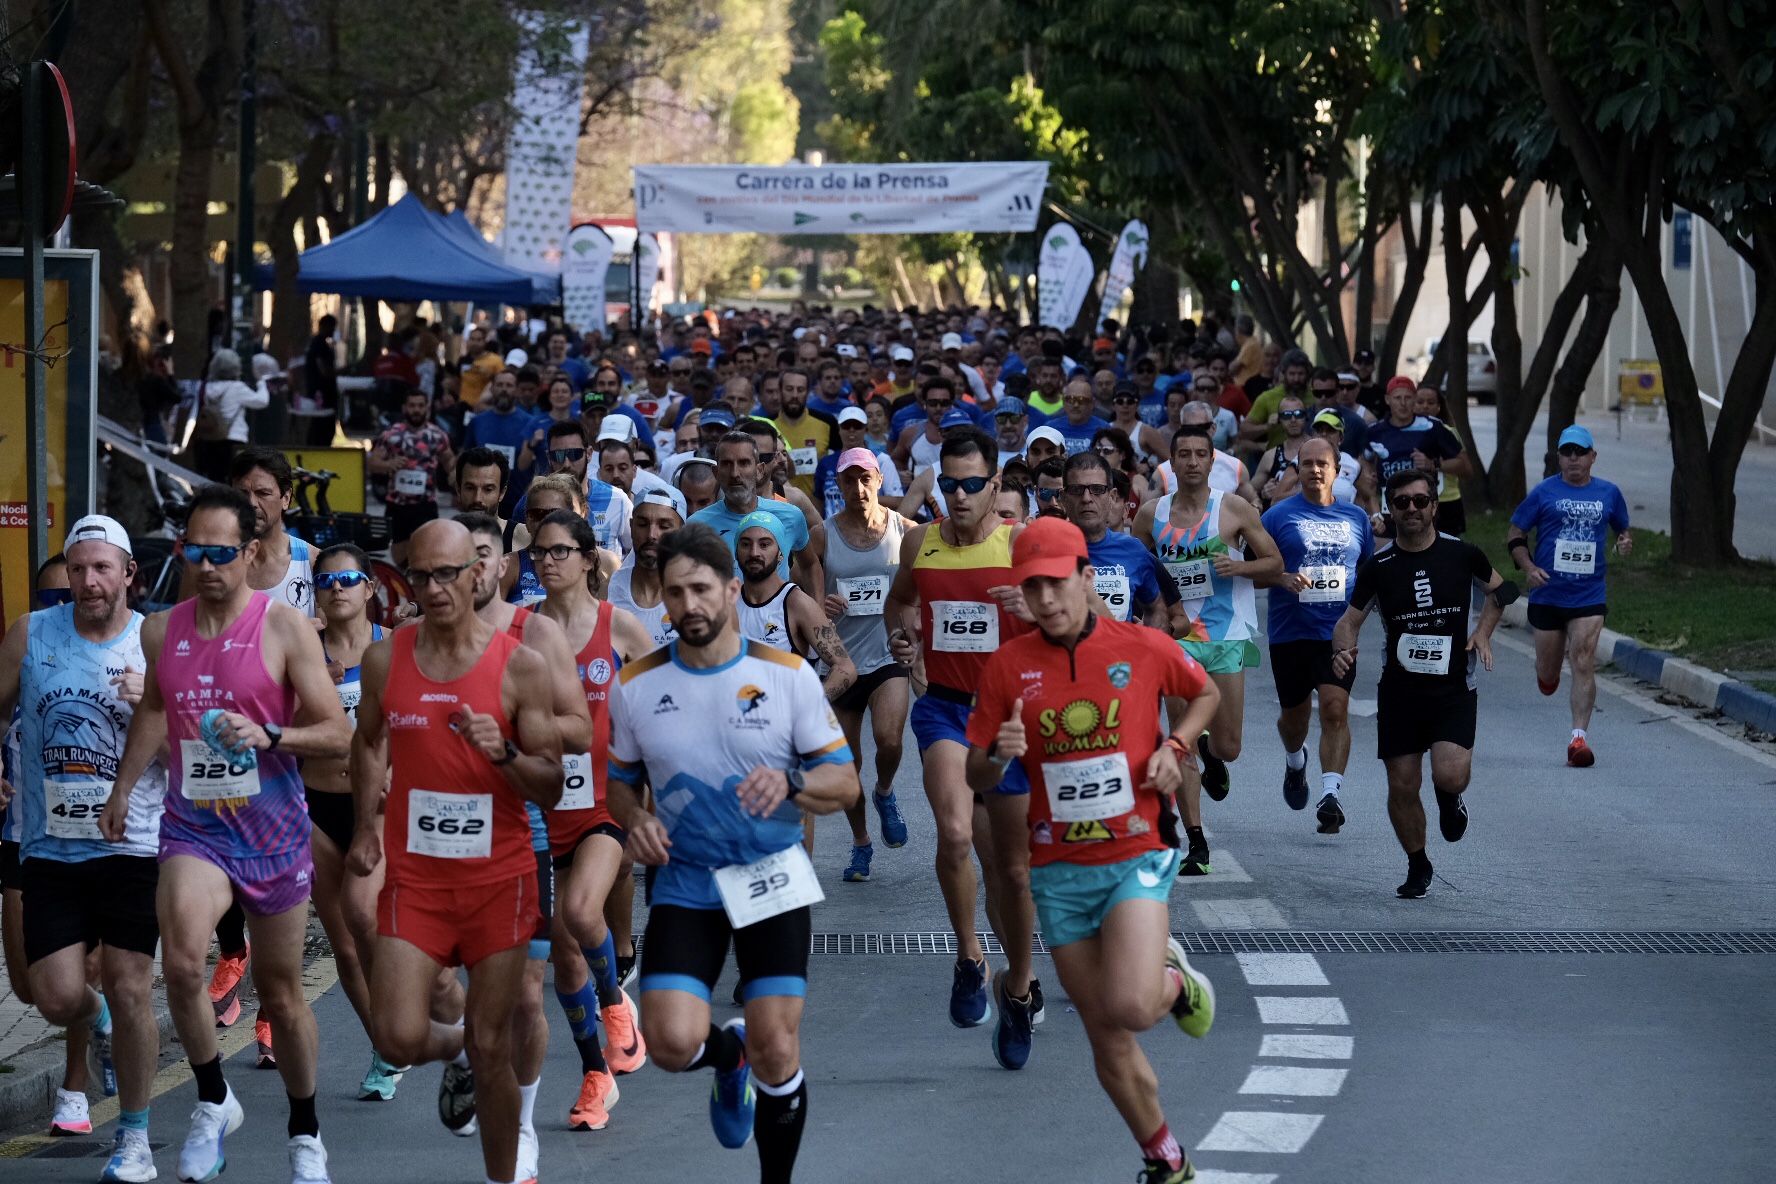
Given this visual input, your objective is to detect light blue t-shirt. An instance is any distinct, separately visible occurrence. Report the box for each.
[1260,498,1374,643]
[689,497,811,580]
[1510,475,1630,608]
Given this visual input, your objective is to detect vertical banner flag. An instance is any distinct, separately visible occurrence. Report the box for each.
[1038,222,1095,330]
[634,232,662,318]
[561,223,616,329]
[502,14,590,273]
[1097,219,1150,330]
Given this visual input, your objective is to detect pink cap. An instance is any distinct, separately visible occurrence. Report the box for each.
[836,447,880,473]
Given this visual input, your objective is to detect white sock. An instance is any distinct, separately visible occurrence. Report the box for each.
[1285,747,1307,771]
[1572,728,1587,741]
[518,1077,539,1132]
[1321,772,1342,797]
[450,1018,470,1068]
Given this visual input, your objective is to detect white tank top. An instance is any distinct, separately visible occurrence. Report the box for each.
[738,582,795,651]
[607,566,674,648]
[265,536,315,614]
[910,430,943,477]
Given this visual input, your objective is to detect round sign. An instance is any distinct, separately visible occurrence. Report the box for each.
[34,61,77,236]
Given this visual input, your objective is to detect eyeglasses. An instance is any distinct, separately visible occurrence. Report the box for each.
[1111,395,1139,405]
[925,399,953,410]
[1313,388,1339,398]
[528,543,587,563]
[937,475,992,496]
[1035,486,1063,502]
[1557,445,1589,458]
[669,367,692,377]
[548,448,586,466]
[1389,493,1435,511]
[1279,409,1309,421]
[405,563,470,588]
[316,570,371,591]
[179,542,243,567]
[36,588,73,607]
[1063,482,1111,499]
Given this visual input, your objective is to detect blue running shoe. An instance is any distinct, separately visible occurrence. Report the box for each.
[359,1051,404,1101]
[949,957,991,1028]
[708,1018,754,1149]
[990,970,1034,1070]
[90,994,117,1097]
[872,790,909,848]
[842,843,873,883]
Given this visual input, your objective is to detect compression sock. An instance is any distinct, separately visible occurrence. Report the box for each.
[687,1023,744,1074]
[1139,1122,1184,1172]
[1321,772,1343,798]
[286,1092,318,1139]
[1285,746,1308,771]
[754,1069,808,1184]
[215,904,247,958]
[192,1054,227,1106]
[554,984,608,1073]
[583,932,621,1007]
[119,1108,149,1133]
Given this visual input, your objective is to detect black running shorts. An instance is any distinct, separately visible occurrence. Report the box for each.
[1270,639,1357,710]
[1526,601,1606,632]
[1376,685,1478,759]
[639,903,810,1003]
[22,854,160,964]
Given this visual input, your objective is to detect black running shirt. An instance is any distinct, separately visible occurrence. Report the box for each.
[1350,534,1495,693]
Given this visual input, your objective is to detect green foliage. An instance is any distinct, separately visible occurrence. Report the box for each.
[772,266,803,288]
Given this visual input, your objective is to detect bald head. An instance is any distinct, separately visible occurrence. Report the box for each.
[409,518,475,569]
[1299,437,1337,464]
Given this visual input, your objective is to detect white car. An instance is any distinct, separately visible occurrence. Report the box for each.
[1416,338,1498,403]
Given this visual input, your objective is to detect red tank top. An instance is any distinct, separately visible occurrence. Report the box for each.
[508,605,531,640]
[548,604,616,852]
[382,625,530,887]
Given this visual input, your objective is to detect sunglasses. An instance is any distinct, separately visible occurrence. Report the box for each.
[528,543,588,563]
[937,475,993,496]
[1063,482,1111,499]
[1389,493,1435,511]
[925,399,954,410]
[406,563,470,588]
[1192,384,1217,394]
[1338,381,1358,389]
[1279,409,1309,421]
[36,588,73,607]
[548,448,586,465]
[316,570,371,591]
[179,542,243,567]
[1035,486,1063,502]
[1111,395,1139,405]
[1557,445,1589,458]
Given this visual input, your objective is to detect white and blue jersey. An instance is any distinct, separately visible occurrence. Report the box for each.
[324,623,382,721]
[269,535,316,615]
[1510,475,1630,609]
[1260,498,1374,642]
[16,605,166,861]
[607,641,851,910]
[584,477,634,555]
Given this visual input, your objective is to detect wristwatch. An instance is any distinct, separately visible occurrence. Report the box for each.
[785,768,806,799]
[263,723,283,751]
[490,740,520,766]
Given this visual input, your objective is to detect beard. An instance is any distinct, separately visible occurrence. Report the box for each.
[674,605,728,647]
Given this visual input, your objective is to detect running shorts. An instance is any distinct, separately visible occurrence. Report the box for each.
[1029,848,1181,950]
[158,836,313,917]
[910,688,1028,795]
[1270,639,1357,710]
[832,663,909,714]
[304,787,355,853]
[639,903,810,1003]
[551,822,627,872]
[1526,601,1606,632]
[0,840,19,892]
[1376,685,1478,759]
[1181,638,1262,676]
[22,855,160,964]
[379,871,538,969]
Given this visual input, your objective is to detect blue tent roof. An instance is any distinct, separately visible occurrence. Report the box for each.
[295,194,559,305]
[437,210,561,305]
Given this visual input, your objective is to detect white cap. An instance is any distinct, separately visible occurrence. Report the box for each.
[835,343,858,358]
[504,348,529,367]
[1337,370,1359,384]
[792,327,808,340]
[595,416,637,442]
[836,405,868,425]
[65,514,132,557]
[941,332,963,350]
[890,345,914,362]
[635,486,687,519]
[1026,425,1066,450]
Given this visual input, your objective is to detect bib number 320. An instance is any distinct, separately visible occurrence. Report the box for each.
[180,739,262,801]
[713,844,825,928]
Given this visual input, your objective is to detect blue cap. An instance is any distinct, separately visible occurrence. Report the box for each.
[1557,424,1594,451]
[700,406,736,428]
[733,510,788,556]
[993,396,1027,419]
[940,408,974,429]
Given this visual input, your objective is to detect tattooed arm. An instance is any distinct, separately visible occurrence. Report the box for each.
[789,587,857,703]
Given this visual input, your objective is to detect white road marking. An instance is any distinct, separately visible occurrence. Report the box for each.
[1235,952,1329,985]
[1209,849,1253,883]
[1197,1111,1325,1154]
[1192,899,1289,929]
[1348,697,1377,718]
[1194,1173,1279,1184]
[1259,1033,1353,1059]
[1239,1065,1349,1096]
[1254,996,1349,1025]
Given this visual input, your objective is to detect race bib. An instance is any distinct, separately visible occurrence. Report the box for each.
[393,467,429,498]
[836,574,888,616]
[1553,538,1596,575]
[44,779,109,840]
[1166,558,1212,602]
[1396,632,1452,676]
[713,843,825,929]
[930,600,999,653]
[337,681,362,721]
[406,790,493,859]
[1298,565,1348,605]
[559,753,596,811]
[790,446,819,476]
[1042,752,1134,823]
[1093,572,1132,621]
[179,739,262,801]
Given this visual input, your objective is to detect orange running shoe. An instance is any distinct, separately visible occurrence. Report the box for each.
[255,1014,276,1069]
[209,944,250,1028]
[1567,736,1596,767]
[601,988,647,1075]
[567,1069,617,1131]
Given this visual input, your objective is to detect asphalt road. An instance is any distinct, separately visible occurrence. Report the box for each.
[7,610,1774,1183]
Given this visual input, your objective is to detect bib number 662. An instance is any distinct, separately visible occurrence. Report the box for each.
[417,815,485,837]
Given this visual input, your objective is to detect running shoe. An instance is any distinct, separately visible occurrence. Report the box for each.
[1178,835,1212,877]
[514,1126,538,1184]
[90,998,118,1097]
[872,789,909,848]
[1029,978,1046,1026]
[358,1052,404,1101]
[601,988,647,1075]
[989,970,1034,1071]
[1397,856,1434,899]
[842,842,873,883]
[1198,734,1230,801]
[1165,937,1216,1039]
[948,956,991,1028]
[568,1068,617,1131]
[49,1086,91,1135]
[708,1018,754,1149]
[1436,790,1469,843]
[208,945,249,1029]
[176,1085,243,1183]
[254,1016,276,1069]
[1315,793,1345,834]
[287,1133,331,1184]
[1567,736,1595,767]
[616,953,638,991]
[1139,1157,1196,1183]
[99,1127,157,1182]
[438,1061,478,1137]
[1282,764,1309,811]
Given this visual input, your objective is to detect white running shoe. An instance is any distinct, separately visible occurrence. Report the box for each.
[50,1087,91,1135]
[515,1125,539,1184]
[176,1086,243,1182]
[287,1133,331,1184]
[99,1127,158,1182]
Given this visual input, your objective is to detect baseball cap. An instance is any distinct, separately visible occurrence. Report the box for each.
[1311,409,1345,432]
[1336,371,1359,385]
[792,327,808,340]
[65,514,132,557]
[635,486,687,519]
[940,408,973,429]
[1026,425,1066,450]
[836,405,868,426]
[1093,337,1115,352]
[595,417,636,442]
[1557,424,1595,451]
[701,406,736,429]
[836,343,858,358]
[993,396,1027,419]
[647,358,669,374]
[1386,375,1419,397]
[1112,380,1140,400]
[1011,516,1088,583]
[503,348,529,367]
[890,345,914,363]
[689,339,713,355]
[940,332,963,350]
[836,447,880,473]
[1353,348,1376,365]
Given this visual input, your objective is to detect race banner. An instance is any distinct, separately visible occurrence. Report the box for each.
[632,162,1049,235]
[1037,222,1095,330]
[1097,219,1150,330]
[561,222,616,330]
[634,232,662,315]
[502,14,590,272]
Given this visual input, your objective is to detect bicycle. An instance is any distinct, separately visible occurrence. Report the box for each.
[286,465,413,625]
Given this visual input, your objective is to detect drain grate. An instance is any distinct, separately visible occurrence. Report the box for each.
[801,931,1776,957]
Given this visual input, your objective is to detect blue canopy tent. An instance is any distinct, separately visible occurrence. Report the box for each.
[294,194,558,305]
[436,209,561,305]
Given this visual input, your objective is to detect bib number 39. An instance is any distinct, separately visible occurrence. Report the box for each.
[407,790,493,859]
[713,844,825,928]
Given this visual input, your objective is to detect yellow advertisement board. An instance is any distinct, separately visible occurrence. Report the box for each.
[1618,359,1664,404]
[278,445,368,515]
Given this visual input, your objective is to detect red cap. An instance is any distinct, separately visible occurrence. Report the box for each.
[1386,375,1418,397]
[690,339,713,355]
[1011,517,1089,583]
[1093,337,1115,352]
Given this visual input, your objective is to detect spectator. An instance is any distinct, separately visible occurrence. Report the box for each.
[303,314,339,410]
[192,347,268,481]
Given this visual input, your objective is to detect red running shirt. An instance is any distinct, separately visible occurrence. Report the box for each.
[548,604,617,855]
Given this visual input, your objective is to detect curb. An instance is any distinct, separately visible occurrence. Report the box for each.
[0,1001,175,1135]
[1502,602,1776,733]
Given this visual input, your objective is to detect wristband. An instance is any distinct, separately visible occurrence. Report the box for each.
[1163,737,1196,766]
[490,740,519,766]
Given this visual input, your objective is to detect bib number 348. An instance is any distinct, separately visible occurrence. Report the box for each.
[714,844,825,928]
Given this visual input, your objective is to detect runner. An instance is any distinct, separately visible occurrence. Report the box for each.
[104,486,353,1184]
[528,511,656,1133]
[178,447,316,615]
[0,521,163,1180]
[821,450,915,883]
[1059,452,1175,630]
[453,447,511,532]
[368,388,455,566]
[1253,393,1310,508]
[1506,424,1632,767]
[733,513,856,697]
[304,545,401,1101]
[1259,440,1374,832]
[1332,470,1512,898]
[689,432,818,594]
[1305,411,1362,504]
[1358,377,1473,518]
[1132,423,1283,876]
[885,427,1044,1071]
[962,517,1219,1184]
[607,522,860,1183]
[502,474,591,604]
[346,519,565,1184]
[608,487,687,648]
[772,368,836,499]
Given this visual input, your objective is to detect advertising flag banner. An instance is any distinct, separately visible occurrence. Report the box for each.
[561,223,616,329]
[502,14,590,272]
[1097,219,1150,330]
[1038,222,1094,330]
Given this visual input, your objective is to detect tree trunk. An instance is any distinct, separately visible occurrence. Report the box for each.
[1705,262,1776,560]
[1474,200,1525,508]
[1440,191,1478,467]
[168,111,223,379]
[1355,210,1378,356]
[1130,259,1180,331]
[1544,243,1623,475]
[1379,197,1435,381]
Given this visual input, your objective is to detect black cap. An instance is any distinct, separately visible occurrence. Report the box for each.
[647,358,669,374]
[1353,349,1376,365]
[1113,380,1140,399]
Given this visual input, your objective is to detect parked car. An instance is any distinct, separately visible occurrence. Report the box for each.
[1414,338,1499,403]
